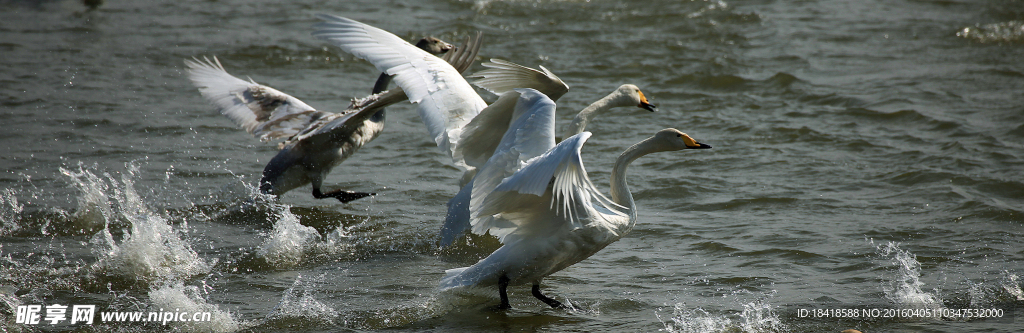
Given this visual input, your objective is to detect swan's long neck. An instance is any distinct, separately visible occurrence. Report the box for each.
[563,91,623,137]
[609,137,661,219]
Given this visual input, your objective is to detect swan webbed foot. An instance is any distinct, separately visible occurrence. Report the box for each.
[531,284,564,309]
[312,188,375,203]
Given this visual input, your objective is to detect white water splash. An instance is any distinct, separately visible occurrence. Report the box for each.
[0,188,23,235]
[659,305,731,333]
[1001,272,1024,301]
[658,299,787,333]
[256,207,321,268]
[963,270,1024,308]
[61,164,117,234]
[738,299,786,332]
[149,283,240,332]
[266,274,338,324]
[252,188,352,268]
[877,242,944,310]
[957,21,1024,44]
[62,163,212,285]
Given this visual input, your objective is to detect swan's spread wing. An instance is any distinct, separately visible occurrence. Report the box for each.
[441,32,483,74]
[472,131,626,243]
[443,89,556,244]
[312,15,487,163]
[470,89,558,201]
[471,59,569,101]
[184,57,326,143]
[277,90,404,149]
[456,60,566,169]
[286,34,482,150]
[454,91,521,170]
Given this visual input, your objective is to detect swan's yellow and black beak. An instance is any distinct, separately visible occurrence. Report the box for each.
[680,133,712,149]
[638,90,657,112]
[688,141,712,149]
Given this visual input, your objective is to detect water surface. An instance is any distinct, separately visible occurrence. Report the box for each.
[1,0,1022,332]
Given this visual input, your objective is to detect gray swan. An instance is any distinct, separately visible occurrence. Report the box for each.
[185,35,481,202]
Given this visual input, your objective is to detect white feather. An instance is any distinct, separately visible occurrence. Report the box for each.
[440,128,710,293]
[471,59,569,101]
[184,56,324,142]
[312,14,487,163]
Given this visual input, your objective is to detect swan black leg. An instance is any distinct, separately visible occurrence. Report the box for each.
[498,275,511,310]
[312,188,374,203]
[531,284,563,309]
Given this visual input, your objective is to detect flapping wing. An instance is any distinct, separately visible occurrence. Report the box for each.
[441,89,557,245]
[442,32,483,74]
[453,91,521,170]
[455,60,566,170]
[454,59,569,170]
[281,34,485,152]
[277,88,406,148]
[471,59,569,101]
[471,130,626,244]
[463,89,582,243]
[184,56,328,143]
[312,15,487,163]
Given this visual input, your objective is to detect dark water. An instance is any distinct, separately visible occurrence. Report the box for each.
[2,0,1023,332]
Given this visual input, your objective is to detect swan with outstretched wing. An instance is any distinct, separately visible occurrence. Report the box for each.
[185,35,478,202]
[438,90,711,309]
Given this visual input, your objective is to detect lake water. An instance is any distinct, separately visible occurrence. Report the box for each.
[1,0,1022,332]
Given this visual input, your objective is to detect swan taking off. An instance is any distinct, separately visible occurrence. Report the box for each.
[184,36,479,202]
[439,90,710,309]
[312,15,577,185]
[312,15,488,172]
[439,83,658,247]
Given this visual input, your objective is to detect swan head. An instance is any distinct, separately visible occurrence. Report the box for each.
[415,37,454,55]
[614,84,657,112]
[652,128,712,151]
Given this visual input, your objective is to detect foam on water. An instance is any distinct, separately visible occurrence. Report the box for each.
[1000,272,1024,301]
[203,173,353,269]
[876,242,944,311]
[659,305,731,333]
[60,164,118,234]
[957,21,1024,44]
[960,269,1024,310]
[0,188,22,235]
[59,163,213,287]
[658,298,787,333]
[264,274,338,326]
[0,162,243,330]
[256,206,321,268]
[253,199,353,268]
[148,283,240,332]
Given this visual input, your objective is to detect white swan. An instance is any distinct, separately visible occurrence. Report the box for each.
[311,15,578,181]
[438,90,711,309]
[184,36,478,202]
[439,83,658,246]
[309,16,662,241]
[312,15,487,170]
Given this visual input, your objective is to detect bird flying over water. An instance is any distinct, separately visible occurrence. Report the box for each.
[185,35,480,202]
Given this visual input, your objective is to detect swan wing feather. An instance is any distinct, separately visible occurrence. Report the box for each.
[470,132,589,242]
[312,15,487,163]
[184,56,326,143]
[454,91,520,170]
[473,129,628,244]
[471,59,569,101]
[463,89,557,240]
